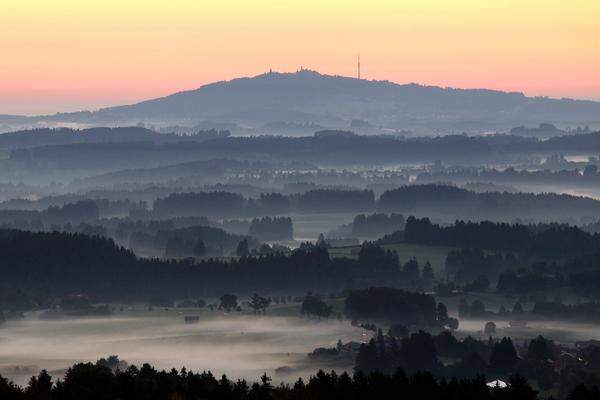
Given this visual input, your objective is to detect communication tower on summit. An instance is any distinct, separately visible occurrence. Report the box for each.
[357,55,361,79]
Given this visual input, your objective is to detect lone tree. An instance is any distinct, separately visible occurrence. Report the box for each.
[248,293,271,314]
[236,239,249,257]
[219,294,238,312]
[422,261,435,281]
[484,321,497,336]
[437,302,449,324]
[193,239,206,257]
[316,233,329,248]
[301,294,332,318]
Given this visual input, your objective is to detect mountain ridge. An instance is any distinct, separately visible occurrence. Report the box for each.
[3,70,600,133]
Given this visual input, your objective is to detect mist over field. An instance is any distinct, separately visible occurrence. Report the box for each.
[0,310,363,386]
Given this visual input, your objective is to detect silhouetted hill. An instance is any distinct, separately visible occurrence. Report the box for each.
[0,127,157,150]
[0,126,232,151]
[3,70,600,132]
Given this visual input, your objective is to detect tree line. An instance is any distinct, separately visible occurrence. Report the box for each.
[403,217,600,258]
[0,361,563,400]
[378,184,600,221]
[0,230,421,308]
[248,216,293,241]
[151,189,375,218]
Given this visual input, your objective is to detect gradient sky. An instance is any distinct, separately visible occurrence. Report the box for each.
[1,0,599,115]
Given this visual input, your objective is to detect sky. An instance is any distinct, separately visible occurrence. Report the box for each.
[1,0,599,115]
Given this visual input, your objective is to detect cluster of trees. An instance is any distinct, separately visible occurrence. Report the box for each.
[248,216,293,241]
[0,201,99,229]
[248,293,271,313]
[496,266,564,293]
[445,249,518,282]
[161,226,257,258]
[403,217,523,251]
[379,185,600,221]
[352,213,405,238]
[150,293,280,314]
[355,243,435,287]
[356,330,443,376]
[218,294,240,312]
[444,246,600,298]
[301,294,333,318]
[0,230,426,305]
[344,287,456,330]
[457,298,525,319]
[356,329,525,377]
[127,225,257,258]
[151,189,375,219]
[404,217,600,258]
[355,328,600,395]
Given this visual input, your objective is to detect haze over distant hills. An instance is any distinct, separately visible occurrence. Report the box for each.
[3,70,600,134]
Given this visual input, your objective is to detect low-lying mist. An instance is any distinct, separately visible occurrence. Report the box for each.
[0,310,363,386]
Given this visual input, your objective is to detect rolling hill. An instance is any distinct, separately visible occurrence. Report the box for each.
[3,70,600,133]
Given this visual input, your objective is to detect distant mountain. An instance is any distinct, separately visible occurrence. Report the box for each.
[3,70,600,133]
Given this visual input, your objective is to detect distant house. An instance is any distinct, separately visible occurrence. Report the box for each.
[184,315,200,324]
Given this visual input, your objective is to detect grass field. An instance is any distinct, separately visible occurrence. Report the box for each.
[329,242,453,276]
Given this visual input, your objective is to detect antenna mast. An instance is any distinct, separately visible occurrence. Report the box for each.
[357,55,361,79]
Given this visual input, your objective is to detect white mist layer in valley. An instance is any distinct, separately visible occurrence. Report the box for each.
[0,310,364,386]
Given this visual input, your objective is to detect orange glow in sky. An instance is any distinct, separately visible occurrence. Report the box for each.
[1,0,599,114]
